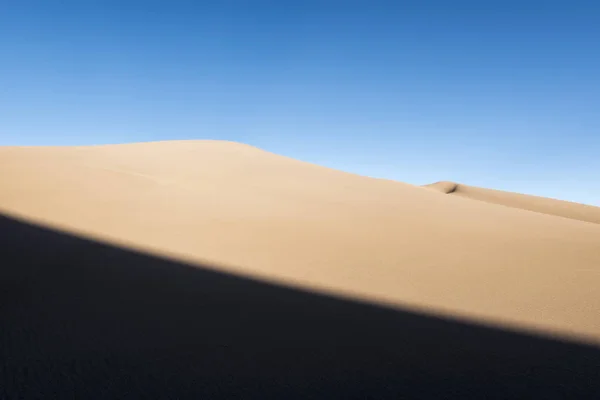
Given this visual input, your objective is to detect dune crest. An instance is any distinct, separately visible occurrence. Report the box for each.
[1,140,600,344]
[423,181,459,194]
[423,181,600,224]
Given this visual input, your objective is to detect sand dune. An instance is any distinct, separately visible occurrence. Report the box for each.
[3,213,600,398]
[424,181,600,224]
[1,140,600,346]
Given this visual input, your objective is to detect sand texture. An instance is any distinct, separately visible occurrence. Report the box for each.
[2,140,600,398]
[424,181,600,224]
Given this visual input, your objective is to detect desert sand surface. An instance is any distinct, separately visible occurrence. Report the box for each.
[424,181,600,224]
[1,140,600,342]
[2,140,600,397]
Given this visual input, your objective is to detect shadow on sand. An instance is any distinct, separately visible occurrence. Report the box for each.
[1,213,599,399]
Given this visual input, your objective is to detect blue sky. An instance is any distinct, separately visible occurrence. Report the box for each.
[1,1,599,205]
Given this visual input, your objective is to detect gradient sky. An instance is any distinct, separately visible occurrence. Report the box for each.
[1,1,599,205]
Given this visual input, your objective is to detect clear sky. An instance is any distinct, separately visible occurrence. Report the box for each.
[1,1,599,205]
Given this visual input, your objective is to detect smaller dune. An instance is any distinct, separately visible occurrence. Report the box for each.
[423,181,459,194]
[423,181,600,225]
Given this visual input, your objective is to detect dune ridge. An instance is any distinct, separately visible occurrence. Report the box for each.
[1,140,600,344]
[424,181,600,224]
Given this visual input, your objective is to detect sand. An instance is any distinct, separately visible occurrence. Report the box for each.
[1,140,599,346]
[3,140,600,398]
[424,181,600,225]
